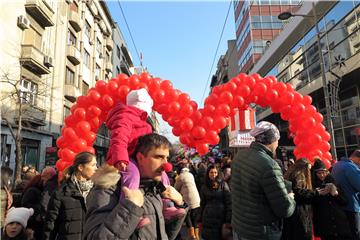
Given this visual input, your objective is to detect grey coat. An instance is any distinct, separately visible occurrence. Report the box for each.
[232,142,296,240]
[83,164,186,240]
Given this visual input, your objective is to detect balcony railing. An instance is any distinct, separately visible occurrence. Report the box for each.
[68,10,81,32]
[66,45,81,65]
[25,0,54,27]
[64,84,80,102]
[20,44,51,75]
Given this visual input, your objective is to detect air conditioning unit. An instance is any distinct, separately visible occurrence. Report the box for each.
[17,15,30,30]
[44,56,53,67]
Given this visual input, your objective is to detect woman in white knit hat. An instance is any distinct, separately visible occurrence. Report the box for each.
[1,207,34,240]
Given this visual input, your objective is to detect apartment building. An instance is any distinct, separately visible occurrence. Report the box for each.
[233,0,302,74]
[0,0,133,169]
[253,1,360,159]
[112,23,133,76]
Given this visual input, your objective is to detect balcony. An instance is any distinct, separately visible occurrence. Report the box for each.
[64,84,80,102]
[20,44,51,75]
[15,104,46,126]
[66,45,81,65]
[105,38,113,51]
[25,0,54,27]
[120,61,130,74]
[68,10,81,32]
[86,0,98,16]
[105,62,112,73]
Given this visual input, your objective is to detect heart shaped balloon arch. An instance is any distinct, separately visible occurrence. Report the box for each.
[56,72,333,176]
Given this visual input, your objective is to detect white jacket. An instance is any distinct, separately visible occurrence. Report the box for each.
[174,168,201,209]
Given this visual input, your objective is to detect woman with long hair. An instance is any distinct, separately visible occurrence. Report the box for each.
[1,166,13,228]
[199,165,231,240]
[43,152,97,240]
[282,158,328,240]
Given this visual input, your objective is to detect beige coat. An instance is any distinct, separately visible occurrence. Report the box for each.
[174,168,200,209]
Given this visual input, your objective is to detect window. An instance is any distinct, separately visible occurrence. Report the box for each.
[95,64,101,79]
[63,106,70,120]
[67,30,76,46]
[65,67,75,85]
[84,49,90,67]
[96,38,102,53]
[85,21,91,38]
[116,66,120,75]
[82,81,89,96]
[116,46,121,59]
[20,79,37,105]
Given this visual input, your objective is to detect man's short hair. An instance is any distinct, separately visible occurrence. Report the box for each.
[350,149,360,159]
[134,133,172,157]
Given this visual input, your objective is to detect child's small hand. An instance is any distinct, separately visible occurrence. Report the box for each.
[115,162,128,172]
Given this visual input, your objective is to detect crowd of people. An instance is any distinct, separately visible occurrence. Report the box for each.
[0,88,359,240]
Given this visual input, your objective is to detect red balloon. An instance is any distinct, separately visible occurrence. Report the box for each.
[166,89,180,102]
[196,143,209,155]
[84,146,95,154]
[179,104,194,118]
[204,94,218,106]
[95,80,107,94]
[74,108,86,120]
[201,116,214,129]
[168,101,181,113]
[84,131,96,145]
[265,89,279,102]
[233,96,245,108]
[244,76,256,88]
[117,74,129,86]
[87,105,101,118]
[76,96,90,108]
[308,133,322,145]
[191,126,206,139]
[179,133,191,145]
[70,139,87,152]
[216,104,231,116]
[302,117,316,129]
[253,82,267,96]
[224,81,237,93]
[178,93,191,104]
[101,95,114,110]
[107,80,119,92]
[70,104,78,114]
[237,84,251,98]
[314,112,324,123]
[273,82,287,95]
[61,148,76,163]
[305,105,317,116]
[206,130,219,145]
[63,128,78,141]
[172,127,181,137]
[56,160,70,172]
[89,117,101,131]
[213,116,227,129]
[76,121,91,135]
[56,136,67,148]
[204,104,216,115]
[321,131,331,142]
[319,141,331,152]
[302,95,312,106]
[128,75,140,89]
[148,78,162,93]
[291,103,305,117]
[323,151,332,160]
[153,89,166,102]
[219,91,233,104]
[118,85,131,102]
[280,91,295,105]
[286,83,294,92]
[190,101,198,110]
[191,110,202,124]
[160,80,173,91]
[180,118,194,132]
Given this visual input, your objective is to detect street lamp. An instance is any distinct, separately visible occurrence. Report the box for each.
[278,5,338,160]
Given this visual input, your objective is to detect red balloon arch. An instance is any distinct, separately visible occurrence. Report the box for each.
[56,72,333,176]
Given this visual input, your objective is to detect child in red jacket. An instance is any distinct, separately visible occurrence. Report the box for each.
[106,88,185,227]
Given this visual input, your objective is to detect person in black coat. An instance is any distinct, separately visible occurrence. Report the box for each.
[200,165,231,240]
[312,159,353,240]
[43,152,97,240]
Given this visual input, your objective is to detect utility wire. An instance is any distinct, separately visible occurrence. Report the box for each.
[201,0,233,106]
[116,0,142,66]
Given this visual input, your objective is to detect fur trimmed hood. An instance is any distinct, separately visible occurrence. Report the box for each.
[91,164,120,189]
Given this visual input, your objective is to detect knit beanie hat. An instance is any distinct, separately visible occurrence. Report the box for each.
[4,207,34,228]
[249,121,280,145]
[313,159,327,172]
[126,88,153,115]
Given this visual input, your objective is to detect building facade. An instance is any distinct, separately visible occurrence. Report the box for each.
[0,0,134,170]
[112,23,133,76]
[253,1,360,159]
[233,0,302,74]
